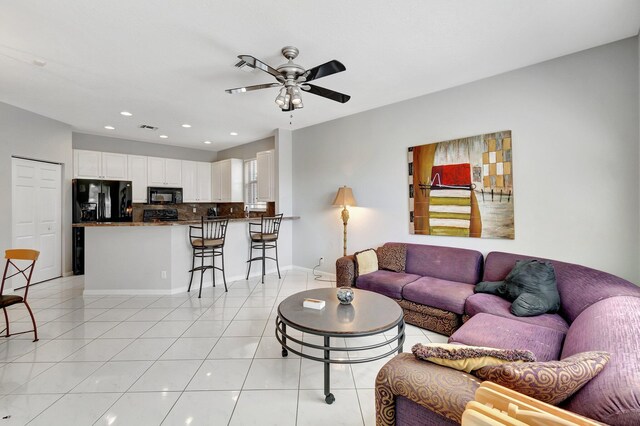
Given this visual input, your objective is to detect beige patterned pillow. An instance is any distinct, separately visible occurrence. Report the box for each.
[474,351,610,405]
[354,249,378,276]
[377,244,406,272]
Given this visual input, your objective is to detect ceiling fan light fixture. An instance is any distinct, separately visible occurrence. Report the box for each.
[294,101,303,110]
[291,87,302,105]
[275,88,286,106]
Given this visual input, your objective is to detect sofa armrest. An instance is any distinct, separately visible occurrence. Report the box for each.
[375,352,481,425]
[336,255,356,287]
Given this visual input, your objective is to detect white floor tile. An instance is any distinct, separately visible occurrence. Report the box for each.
[233,307,273,320]
[97,391,180,426]
[223,320,267,337]
[130,360,201,391]
[229,390,297,426]
[87,308,141,322]
[162,307,207,321]
[350,358,390,389]
[356,388,376,426]
[182,320,229,338]
[58,321,119,339]
[125,308,173,322]
[13,361,103,394]
[29,392,121,426]
[299,359,355,390]
[423,330,449,343]
[141,321,193,338]
[72,360,152,393]
[161,390,239,426]
[160,337,218,360]
[254,336,300,359]
[64,338,133,362]
[243,358,301,390]
[0,362,55,395]
[208,337,260,359]
[297,389,364,426]
[112,338,175,361]
[187,359,251,390]
[0,394,62,425]
[100,321,156,339]
[13,339,91,363]
[198,307,241,321]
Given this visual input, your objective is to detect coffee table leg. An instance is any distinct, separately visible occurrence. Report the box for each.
[281,321,288,357]
[398,322,404,354]
[324,336,334,404]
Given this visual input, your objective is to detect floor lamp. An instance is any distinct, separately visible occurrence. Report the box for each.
[332,186,357,257]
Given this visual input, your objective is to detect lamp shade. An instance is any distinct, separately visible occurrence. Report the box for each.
[332,186,356,207]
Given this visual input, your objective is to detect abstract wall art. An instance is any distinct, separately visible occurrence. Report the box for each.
[408,130,514,239]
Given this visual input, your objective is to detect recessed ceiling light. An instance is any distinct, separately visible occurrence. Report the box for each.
[230,132,238,136]
[181,124,191,128]
[159,135,168,139]
[104,125,115,130]
[203,140,212,145]
[120,111,133,117]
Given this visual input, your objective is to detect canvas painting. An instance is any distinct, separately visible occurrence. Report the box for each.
[408,130,514,239]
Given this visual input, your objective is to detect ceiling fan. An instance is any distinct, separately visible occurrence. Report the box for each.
[225,46,350,112]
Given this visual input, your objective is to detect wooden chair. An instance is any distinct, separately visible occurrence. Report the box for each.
[1,249,40,342]
[246,214,283,283]
[188,217,229,298]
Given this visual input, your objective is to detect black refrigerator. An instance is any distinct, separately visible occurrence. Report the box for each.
[72,179,133,275]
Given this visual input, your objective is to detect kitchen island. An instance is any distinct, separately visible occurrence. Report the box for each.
[74,217,298,295]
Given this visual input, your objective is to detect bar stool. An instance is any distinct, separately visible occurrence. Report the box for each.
[188,217,229,298]
[1,249,40,342]
[246,214,283,284]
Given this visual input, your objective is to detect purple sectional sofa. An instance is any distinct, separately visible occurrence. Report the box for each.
[336,244,640,425]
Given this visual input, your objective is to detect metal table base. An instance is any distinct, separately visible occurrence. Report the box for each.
[276,316,405,404]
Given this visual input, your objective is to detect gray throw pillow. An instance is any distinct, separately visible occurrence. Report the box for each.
[475,260,560,317]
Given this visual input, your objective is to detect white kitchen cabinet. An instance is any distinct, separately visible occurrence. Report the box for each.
[211,159,243,202]
[127,155,148,203]
[147,157,182,187]
[74,150,127,180]
[182,161,212,202]
[256,149,275,202]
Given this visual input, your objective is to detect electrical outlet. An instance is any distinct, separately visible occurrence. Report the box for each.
[192,207,196,213]
[319,257,324,265]
[161,271,167,279]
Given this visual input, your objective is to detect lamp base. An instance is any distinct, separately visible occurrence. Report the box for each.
[341,207,349,257]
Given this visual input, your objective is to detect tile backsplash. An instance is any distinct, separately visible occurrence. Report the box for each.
[132,202,275,221]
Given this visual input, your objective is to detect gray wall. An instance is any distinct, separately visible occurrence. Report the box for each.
[216,136,275,161]
[0,102,74,275]
[73,133,218,162]
[292,37,640,283]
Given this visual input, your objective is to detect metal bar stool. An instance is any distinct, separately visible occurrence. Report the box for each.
[188,217,229,298]
[1,249,40,342]
[246,214,283,284]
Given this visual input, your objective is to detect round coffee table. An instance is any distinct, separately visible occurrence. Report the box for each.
[275,288,405,404]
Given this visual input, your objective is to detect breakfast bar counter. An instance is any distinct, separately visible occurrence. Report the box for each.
[80,217,298,295]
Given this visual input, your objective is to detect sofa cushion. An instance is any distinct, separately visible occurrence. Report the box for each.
[560,296,640,425]
[356,270,420,299]
[464,293,569,333]
[354,248,378,276]
[403,277,475,314]
[449,313,565,362]
[377,243,406,272]
[474,351,610,405]
[403,243,483,285]
[483,252,640,323]
[412,343,535,373]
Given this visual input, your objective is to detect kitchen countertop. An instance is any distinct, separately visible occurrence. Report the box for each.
[73,216,300,227]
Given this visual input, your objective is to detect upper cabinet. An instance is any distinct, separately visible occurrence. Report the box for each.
[148,157,182,187]
[256,150,275,202]
[127,155,148,203]
[212,159,243,202]
[182,161,212,202]
[73,150,127,180]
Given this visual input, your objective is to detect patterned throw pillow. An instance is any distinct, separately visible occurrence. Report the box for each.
[377,244,406,272]
[474,351,610,405]
[354,249,378,276]
[412,343,536,373]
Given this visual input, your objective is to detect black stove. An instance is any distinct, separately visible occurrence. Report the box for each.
[143,209,179,222]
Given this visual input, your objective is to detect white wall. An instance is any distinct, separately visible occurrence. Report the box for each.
[216,136,275,161]
[73,132,218,162]
[0,102,73,275]
[292,37,640,283]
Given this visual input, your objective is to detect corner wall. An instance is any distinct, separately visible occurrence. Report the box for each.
[0,102,73,275]
[292,37,640,283]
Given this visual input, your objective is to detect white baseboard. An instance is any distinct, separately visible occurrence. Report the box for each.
[62,270,74,277]
[292,265,336,279]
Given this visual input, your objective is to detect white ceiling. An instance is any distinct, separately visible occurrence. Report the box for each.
[0,1,638,151]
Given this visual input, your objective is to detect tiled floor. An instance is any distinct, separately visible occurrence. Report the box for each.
[0,270,447,425]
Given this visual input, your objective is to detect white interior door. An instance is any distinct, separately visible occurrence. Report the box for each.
[12,158,62,284]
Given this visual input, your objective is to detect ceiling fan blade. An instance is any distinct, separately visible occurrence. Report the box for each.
[302,60,346,82]
[225,82,281,94]
[301,84,351,103]
[237,55,283,80]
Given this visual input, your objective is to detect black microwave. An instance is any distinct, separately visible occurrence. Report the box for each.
[148,187,183,204]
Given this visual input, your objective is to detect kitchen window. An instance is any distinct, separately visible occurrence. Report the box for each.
[244,159,267,211]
